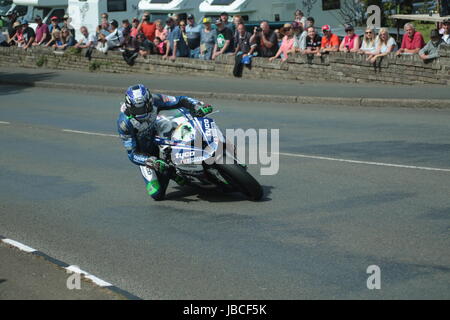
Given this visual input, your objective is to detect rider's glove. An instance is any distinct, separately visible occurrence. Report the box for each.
[195,104,213,117]
[145,156,167,174]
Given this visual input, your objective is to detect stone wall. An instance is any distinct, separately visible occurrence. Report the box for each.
[1,45,450,86]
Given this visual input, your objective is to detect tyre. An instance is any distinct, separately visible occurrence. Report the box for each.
[215,164,263,201]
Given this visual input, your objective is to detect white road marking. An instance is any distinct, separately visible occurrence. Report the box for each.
[2,239,37,253]
[62,129,117,138]
[277,152,450,173]
[0,121,11,125]
[66,265,112,287]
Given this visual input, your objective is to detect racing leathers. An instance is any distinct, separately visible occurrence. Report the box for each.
[117,93,209,201]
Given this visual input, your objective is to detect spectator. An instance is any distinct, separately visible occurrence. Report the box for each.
[269,23,295,62]
[75,26,97,49]
[100,13,111,32]
[0,31,8,47]
[49,16,61,33]
[155,19,167,41]
[419,29,444,62]
[306,17,315,29]
[339,24,360,52]
[10,21,24,47]
[442,20,450,44]
[63,14,76,39]
[319,25,339,56]
[97,20,123,53]
[249,21,279,58]
[169,20,189,60]
[186,14,202,58]
[302,26,321,56]
[358,28,377,55]
[292,21,307,52]
[220,12,234,33]
[163,18,177,59]
[396,23,425,56]
[232,15,244,37]
[212,19,234,60]
[19,20,35,50]
[294,9,307,28]
[33,15,50,46]
[366,28,397,63]
[56,28,76,50]
[199,17,217,60]
[135,32,155,57]
[45,29,63,48]
[130,18,140,38]
[153,37,166,55]
[6,10,19,45]
[274,29,283,47]
[138,11,156,42]
[233,23,254,77]
[121,19,132,35]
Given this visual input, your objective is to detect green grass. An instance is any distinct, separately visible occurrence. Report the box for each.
[415,22,438,43]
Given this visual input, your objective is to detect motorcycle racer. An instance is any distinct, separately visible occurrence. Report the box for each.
[117,84,213,201]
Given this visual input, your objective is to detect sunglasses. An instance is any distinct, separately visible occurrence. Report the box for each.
[365,31,373,34]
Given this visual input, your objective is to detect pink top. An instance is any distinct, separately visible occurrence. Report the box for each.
[280,36,295,58]
[342,33,358,49]
[35,23,49,43]
[155,28,167,41]
[130,27,139,38]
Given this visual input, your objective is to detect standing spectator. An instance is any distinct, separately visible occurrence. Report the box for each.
[0,30,8,47]
[75,26,97,49]
[100,13,111,32]
[306,17,315,29]
[169,20,189,60]
[19,20,35,50]
[49,16,61,33]
[419,29,444,62]
[366,28,397,63]
[442,19,450,44]
[63,14,76,39]
[269,23,295,62]
[155,19,167,41]
[274,29,283,47]
[10,21,24,47]
[302,26,321,56]
[249,21,279,58]
[121,19,132,35]
[33,15,49,46]
[232,15,244,37]
[294,9,307,28]
[292,21,307,52]
[339,24,360,52]
[130,18,140,38]
[319,25,339,56]
[220,12,234,33]
[138,11,156,42]
[6,10,19,45]
[233,23,254,77]
[212,19,234,60]
[163,18,177,59]
[199,17,217,60]
[186,14,202,58]
[396,23,425,56]
[358,28,377,55]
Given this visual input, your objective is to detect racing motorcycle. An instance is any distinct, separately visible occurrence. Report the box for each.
[154,107,263,201]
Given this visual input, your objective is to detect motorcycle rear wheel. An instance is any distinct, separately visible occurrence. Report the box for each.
[214,164,263,201]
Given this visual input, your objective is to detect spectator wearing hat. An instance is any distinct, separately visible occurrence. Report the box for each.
[138,11,156,42]
[269,23,295,62]
[396,23,425,56]
[49,16,61,33]
[442,20,450,45]
[419,30,444,62]
[33,16,50,46]
[302,26,322,56]
[10,21,24,46]
[292,21,307,52]
[249,20,279,58]
[75,26,97,49]
[319,25,339,56]
[63,14,76,39]
[339,24,360,52]
[19,20,35,50]
[212,19,234,60]
[199,17,217,60]
[186,14,202,58]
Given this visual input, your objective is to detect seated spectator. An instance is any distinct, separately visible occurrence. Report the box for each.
[130,18,140,39]
[153,37,166,55]
[319,25,339,56]
[294,9,307,28]
[138,11,156,42]
[45,29,63,48]
[249,20,279,58]
[63,15,76,39]
[292,21,307,52]
[339,24,360,52]
[302,26,321,56]
[49,16,61,33]
[96,20,123,54]
[419,29,444,62]
[33,15,49,46]
[199,17,217,60]
[56,28,76,50]
[186,14,202,58]
[269,23,295,62]
[359,28,377,55]
[396,23,425,56]
[155,19,167,41]
[442,19,450,44]
[74,26,97,49]
[366,28,397,63]
[212,19,234,60]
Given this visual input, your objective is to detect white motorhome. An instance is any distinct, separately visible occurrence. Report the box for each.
[12,0,68,29]
[199,0,352,28]
[138,0,202,22]
[68,0,141,41]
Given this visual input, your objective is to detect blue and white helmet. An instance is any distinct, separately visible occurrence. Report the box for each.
[124,84,153,121]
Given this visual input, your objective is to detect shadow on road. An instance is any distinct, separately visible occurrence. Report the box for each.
[0,71,56,96]
[0,279,6,285]
[165,185,273,203]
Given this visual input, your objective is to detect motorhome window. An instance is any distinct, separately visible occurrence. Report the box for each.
[15,5,28,16]
[107,0,127,12]
[0,0,13,16]
[322,0,340,11]
[210,0,237,5]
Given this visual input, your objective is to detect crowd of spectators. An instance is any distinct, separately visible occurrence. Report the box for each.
[1,8,450,71]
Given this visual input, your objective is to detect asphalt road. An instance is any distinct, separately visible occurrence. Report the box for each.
[1,85,449,299]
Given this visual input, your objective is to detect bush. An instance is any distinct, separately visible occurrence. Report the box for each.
[36,56,48,67]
